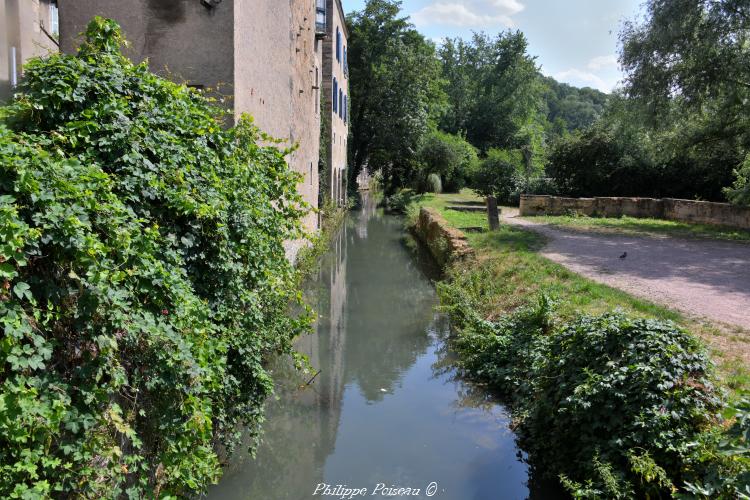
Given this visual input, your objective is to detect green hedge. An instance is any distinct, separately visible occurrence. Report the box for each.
[0,18,309,497]
[439,276,750,498]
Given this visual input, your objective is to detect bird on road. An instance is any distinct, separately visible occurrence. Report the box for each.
[619,252,628,259]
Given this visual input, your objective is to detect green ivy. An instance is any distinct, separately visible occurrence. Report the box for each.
[439,273,749,497]
[0,17,310,497]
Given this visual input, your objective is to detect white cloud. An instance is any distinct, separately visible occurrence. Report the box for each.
[586,54,618,71]
[548,55,621,92]
[552,69,613,92]
[411,0,525,29]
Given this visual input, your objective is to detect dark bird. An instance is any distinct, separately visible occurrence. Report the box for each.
[619,252,628,259]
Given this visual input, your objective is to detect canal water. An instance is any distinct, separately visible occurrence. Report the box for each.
[208,201,538,500]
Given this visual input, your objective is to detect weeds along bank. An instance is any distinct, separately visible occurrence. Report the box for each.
[0,19,312,497]
[406,195,750,498]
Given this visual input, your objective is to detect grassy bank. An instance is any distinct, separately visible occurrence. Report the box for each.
[523,213,750,242]
[408,191,749,395]
[406,190,750,498]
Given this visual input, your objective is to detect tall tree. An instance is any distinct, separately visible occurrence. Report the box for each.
[346,0,445,194]
[438,32,543,152]
[620,0,750,202]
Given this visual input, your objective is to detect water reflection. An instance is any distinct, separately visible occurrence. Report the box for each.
[209,196,536,500]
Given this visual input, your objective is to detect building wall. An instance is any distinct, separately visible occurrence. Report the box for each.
[59,0,323,256]
[1,0,58,103]
[234,0,321,254]
[289,0,322,234]
[59,0,234,96]
[322,0,349,207]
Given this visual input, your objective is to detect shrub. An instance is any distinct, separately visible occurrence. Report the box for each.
[526,313,722,497]
[426,173,443,193]
[725,154,750,206]
[546,126,656,198]
[417,130,478,192]
[385,188,418,214]
[440,272,740,497]
[0,18,309,496]
[471,148,522,204]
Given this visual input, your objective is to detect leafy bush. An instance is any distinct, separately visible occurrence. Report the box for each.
[0,18,309,497]
[472,149,522,204]
[546,126,656,199]
[440,272,746,497]
[527,313,722,497]
[725,154,750,206]
[385,188,418,214]
[471,148,557,205]
[417,130,478,193]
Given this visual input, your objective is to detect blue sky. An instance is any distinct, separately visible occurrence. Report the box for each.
[344,0,644,93]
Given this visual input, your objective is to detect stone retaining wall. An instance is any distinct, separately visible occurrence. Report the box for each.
[520,195,750,230]
[412,208,474,268]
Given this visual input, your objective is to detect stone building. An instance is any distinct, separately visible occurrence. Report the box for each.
[321,0,349,207]
[58,0,327,254]
[1,0,59,103]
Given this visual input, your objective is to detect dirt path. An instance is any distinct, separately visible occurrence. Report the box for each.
[503,211,750,332]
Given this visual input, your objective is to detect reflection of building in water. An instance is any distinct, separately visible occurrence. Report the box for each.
[356,190,377,239]
[210,223,350,498]
[356,165,372,190]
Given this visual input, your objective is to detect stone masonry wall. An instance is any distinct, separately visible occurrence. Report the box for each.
[520,195,750,230]
[412,208,474,269]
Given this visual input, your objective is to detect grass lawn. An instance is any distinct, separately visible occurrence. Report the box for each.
[410,190,750,398]
[524,213,750,242]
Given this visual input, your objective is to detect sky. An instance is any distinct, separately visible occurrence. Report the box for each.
[343,0,645,93]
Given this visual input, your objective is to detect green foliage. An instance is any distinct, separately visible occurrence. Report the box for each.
[547,123,656,198]
[417,130,478,192]
[472,148,556,205]
[438,32,543,152]
[0,18,309,496]
[541,76,609,135]
[472,149,522,203]
[347,0,447,195]
[725,154,750,206]
[384,188,418,214]
[439,271,748,497]
[616,0,750,203]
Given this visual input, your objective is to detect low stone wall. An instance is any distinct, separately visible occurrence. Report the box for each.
[520,195,750,230]
[412,207,474,268]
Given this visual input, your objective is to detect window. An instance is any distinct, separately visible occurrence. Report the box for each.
[343,95,347,124]
[336,28,341,62]
[333,78,338,113]
[49,1,59,36]
[339,89,343,119]
[315,66,319,113]
[315,0,326,34]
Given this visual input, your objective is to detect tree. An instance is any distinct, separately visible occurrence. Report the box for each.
[438,32,543,152]
[472,149,523,204]
[417,130,478,192]
[347,0,446,194]
[541,76,608,134]
[620,0,750,203]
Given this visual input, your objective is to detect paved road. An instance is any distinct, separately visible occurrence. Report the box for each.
[503,212,750,331]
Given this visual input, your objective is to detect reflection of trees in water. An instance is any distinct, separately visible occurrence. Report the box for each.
[210,207,458,499]
[340,212,435,401]
[430,320,567,500]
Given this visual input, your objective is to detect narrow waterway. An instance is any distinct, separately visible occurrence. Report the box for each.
[209,199,540,500]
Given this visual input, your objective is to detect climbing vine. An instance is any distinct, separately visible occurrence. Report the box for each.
[0,18,310,497]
